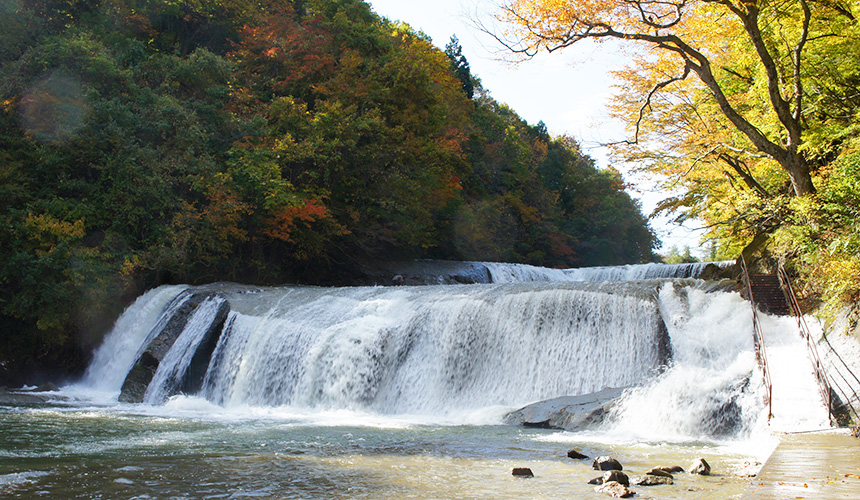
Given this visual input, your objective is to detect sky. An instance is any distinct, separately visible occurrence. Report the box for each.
[366,0,706,256]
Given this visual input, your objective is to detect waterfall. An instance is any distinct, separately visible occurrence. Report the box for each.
[81,285,188,393]
[563,261,733,281]
[603,282,762,440]
[199,282,669,413]
[81,262,792,438]
[479,261,732,283]
[144,296,229,404]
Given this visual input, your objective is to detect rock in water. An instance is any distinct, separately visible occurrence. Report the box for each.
[633,475,674,486]
[593,456,623,471]
[594,481,635,498]
[568,449,589,460]
[587,476,604,485]
[645,467,673,478]
[512,467,534,478]
[690,458,711,475]
[603,470,629,486]
[119,291,229,403]
[657,465,684,474]
[503,387,628,431]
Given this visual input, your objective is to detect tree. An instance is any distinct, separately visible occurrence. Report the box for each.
[494,0,858,197]
[445,35,475,99]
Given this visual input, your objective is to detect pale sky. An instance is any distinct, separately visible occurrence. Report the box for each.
[367,0,705,256]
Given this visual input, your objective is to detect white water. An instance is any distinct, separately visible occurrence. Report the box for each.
[200,283,667,414]
[78,263,830,443]
[564,261,733,282]
[79,285,187,394]
[604,284,763,442]
[760,314,832,432]
[144,296,227,404]
[480,260,732,283]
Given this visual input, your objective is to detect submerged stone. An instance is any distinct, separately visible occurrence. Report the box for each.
[567,449,589,460]
[512,467,534,478]
[690,458,711,475]
[595,480,635,498]
[645,467,673,478]
[633,475,674,486]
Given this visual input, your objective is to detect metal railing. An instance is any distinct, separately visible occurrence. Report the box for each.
[740,256,774,421]
[777,264,834,424]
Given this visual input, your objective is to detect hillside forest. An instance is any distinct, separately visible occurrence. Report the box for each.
[0,0,658,384]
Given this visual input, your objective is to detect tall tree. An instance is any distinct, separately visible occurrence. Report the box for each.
[494,0,858,197]
[445,35,475,99]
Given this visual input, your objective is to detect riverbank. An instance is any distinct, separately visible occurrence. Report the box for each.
[741,429,860,499]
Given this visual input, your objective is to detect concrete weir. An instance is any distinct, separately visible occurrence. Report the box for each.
[742,430,860,499]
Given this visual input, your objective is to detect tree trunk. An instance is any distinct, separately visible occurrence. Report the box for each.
[783,152,816,196]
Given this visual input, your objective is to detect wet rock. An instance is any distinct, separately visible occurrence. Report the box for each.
[119,291,230,403]
[703,377,750,437]
[603,470,629,486]
[593,456,623,471]
[633,475,674,486]
[645,467,673,478]
[35,382,59,392]
[690,458,711,475]
[0,388,51,404]
[512,467,534,478]
[504,387,628,431]
[588,476,604,485]
[594,481,635,498]
[657,465,684,474]
[567,449,589,460]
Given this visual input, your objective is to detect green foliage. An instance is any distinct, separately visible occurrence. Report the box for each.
[0,0,656,383]
[772,142,860,317]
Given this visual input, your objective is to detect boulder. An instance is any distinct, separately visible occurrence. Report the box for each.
[594,481,635,498]
[657,465,684,474]
[567,449,589,460]
[587,476,604,485]
[512,467,534,478]
[504,387,628,431]
[593,456,623,471]
[119,291,230,403]
[690,458,711,475]
[633,475,674,486]
[645,467,673,478]
[603,470,629,486]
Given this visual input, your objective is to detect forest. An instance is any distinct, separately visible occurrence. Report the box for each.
[0,0,657,383]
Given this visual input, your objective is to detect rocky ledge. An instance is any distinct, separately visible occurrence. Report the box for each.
[503,387,628,431]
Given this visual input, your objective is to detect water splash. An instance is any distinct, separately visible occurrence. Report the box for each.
[80,285,187,394]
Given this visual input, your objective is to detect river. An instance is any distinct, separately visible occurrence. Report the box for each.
[0,262,829,498]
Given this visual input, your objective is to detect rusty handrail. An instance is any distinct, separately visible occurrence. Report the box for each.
[777,264,834,424]
[740,256,774,421]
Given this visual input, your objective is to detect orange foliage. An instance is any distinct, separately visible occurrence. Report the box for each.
[262,200,329,242]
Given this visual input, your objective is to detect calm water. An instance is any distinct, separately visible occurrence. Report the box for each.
[0,396,764,499]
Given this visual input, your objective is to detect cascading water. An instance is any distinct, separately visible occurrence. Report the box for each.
[196,283,669,413]
[79,260,823,441]
[80,285,187,393]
